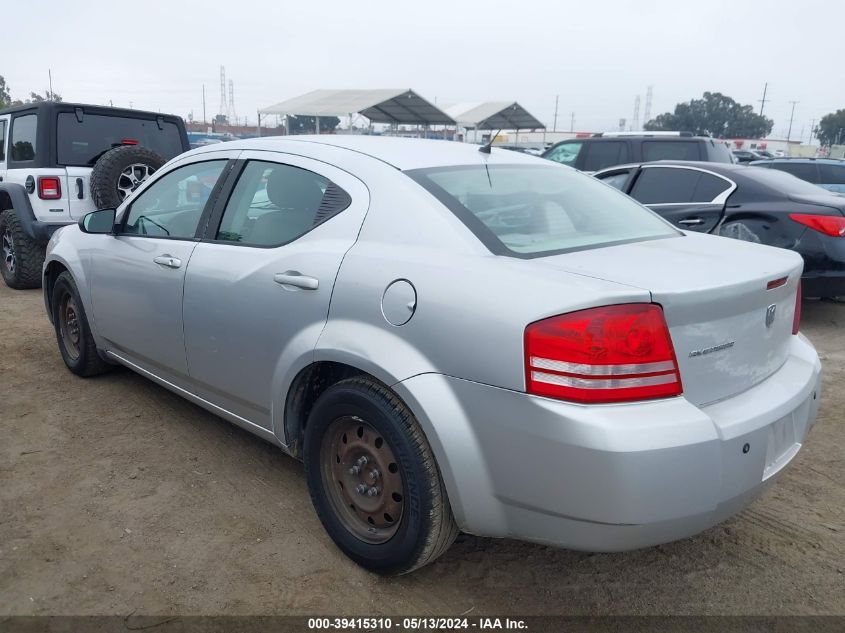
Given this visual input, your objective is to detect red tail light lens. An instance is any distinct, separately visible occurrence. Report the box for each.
[38,176,62,200]
[121,138,139,145]
[525,303,683,404]
[789,214,845,237]
[792,280,802,335]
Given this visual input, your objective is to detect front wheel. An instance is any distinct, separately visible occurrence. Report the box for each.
[51,271,111,377]
[303,377,458,575]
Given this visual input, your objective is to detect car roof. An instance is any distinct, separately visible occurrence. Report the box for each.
[595,160,748,175]
[187,135,543,171]
[0,101,182,120]
[749,157,844,164]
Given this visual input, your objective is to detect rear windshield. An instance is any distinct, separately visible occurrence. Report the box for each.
[406,164,678,257]
[56,113,184,166]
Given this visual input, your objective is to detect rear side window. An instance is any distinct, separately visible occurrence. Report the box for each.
[596,169,632,190]
[407,164,677,257]
[693,173,731,201]
[0,120,6,161]
[707,141,734,164]
[770,162,820,184]
[10,114,37,162]
[215,161,350,247]
[544,141,583,167]
[582,141,628,172]
[818,164,845,185]
[641,141,700,162]
[56,113,184,166]
[631,167,699,203]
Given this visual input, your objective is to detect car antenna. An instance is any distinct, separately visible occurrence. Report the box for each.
[478,129,502,154]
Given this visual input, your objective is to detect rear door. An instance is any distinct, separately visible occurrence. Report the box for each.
[628,165,734,233]
[181,151,370,430]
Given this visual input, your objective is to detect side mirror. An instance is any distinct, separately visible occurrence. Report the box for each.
[78,208,117,234]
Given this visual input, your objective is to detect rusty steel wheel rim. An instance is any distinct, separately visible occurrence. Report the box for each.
[321,416,404,544]
[59,292,81,361]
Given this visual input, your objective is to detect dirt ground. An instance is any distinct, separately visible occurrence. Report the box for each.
[1,283,843,616]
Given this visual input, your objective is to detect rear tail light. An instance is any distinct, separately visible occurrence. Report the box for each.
[38,176,62,200]
[525,303,683,404]
[793,280,802,335]
[121,138,139,145]
[789,213,845,237]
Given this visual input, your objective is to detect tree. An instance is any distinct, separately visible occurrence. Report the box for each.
[645,92,773,138]
[287,115,340,134]
[9,90,62,107]
[816,110,845,146]
[0,75,10,109]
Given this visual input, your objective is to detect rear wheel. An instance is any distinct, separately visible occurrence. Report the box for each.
[303,377,457,575]
[51,271,111,377]
[0,210,44,290]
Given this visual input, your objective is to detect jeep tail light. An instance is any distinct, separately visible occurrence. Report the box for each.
[121,138,139,145]
[793,280,802,335]
[789,214,845,237]
[38,176,62,200]
[525,303,683,404]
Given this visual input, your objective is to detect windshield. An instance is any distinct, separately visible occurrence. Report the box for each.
[56,113,184,166]
[406,163,678,257]
[747,165,838,196]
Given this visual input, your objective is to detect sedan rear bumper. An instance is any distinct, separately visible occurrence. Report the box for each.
[394,334,821,551]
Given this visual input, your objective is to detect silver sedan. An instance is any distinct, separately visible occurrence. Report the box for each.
[43,136,822,574]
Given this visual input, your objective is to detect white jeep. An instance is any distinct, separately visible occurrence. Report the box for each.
[0,102,190,288]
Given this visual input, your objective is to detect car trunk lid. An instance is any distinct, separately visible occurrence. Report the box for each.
[532,232,802,406]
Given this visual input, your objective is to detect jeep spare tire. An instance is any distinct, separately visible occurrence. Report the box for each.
[90,145,166,209]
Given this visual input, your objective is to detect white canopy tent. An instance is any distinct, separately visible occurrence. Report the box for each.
[259,89,455,133]
[445,102,545,142]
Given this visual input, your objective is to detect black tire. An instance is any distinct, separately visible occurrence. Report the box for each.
[51,271,111,377]
[90,145,166,209]
[0,209,45,290]
[303,376,458,575]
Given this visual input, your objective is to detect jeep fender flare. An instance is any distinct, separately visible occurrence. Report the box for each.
[0,183,59,243]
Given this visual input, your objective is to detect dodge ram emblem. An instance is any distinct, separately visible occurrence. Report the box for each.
[765,304,777,328]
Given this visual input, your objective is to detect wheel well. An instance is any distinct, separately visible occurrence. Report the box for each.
[43,261,69,321]
[0,191,12,213]
[283,361,373,459]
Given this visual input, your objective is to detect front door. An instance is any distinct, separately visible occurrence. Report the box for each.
[89,155,232,381]
[627,165,734,233]
[182,152,369,430]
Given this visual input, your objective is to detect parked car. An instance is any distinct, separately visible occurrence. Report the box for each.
[542,132,733,172]
[750,157,845,194]
[732,149,769,163]
[0,102,190,289]
[594,160,845,298]
[44,138,820,575]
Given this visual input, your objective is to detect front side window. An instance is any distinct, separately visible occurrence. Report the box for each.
[407,164,677,257]
[123,160,227,239]
[596,170,632,190]
[641,140,700,162]
[583,142,628,172]
[215,161,350,247]
[544,142,583,167]
[818,164,845,185]
[10,114,37,162]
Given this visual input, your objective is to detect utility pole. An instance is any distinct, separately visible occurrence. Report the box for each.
[202,84,207,124]
[570,112,575,133]
[553,95,559,132]
[786,100,798,143]
[48,69,53,101]
[808,118,815,144]
[758,82,769,116]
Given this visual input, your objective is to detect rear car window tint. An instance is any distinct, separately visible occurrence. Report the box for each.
[631,167,700,204]
[10,114,37,162]
[57,113,184,166]
[770,162,819,183]
[642,141,700,162]
[407,164,677,257]
[693,173,731,202]
[817,164,845,185]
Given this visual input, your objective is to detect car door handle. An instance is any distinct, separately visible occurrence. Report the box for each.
[153,255,182,269]
[274,271,319,290]
[678,217,705,226]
